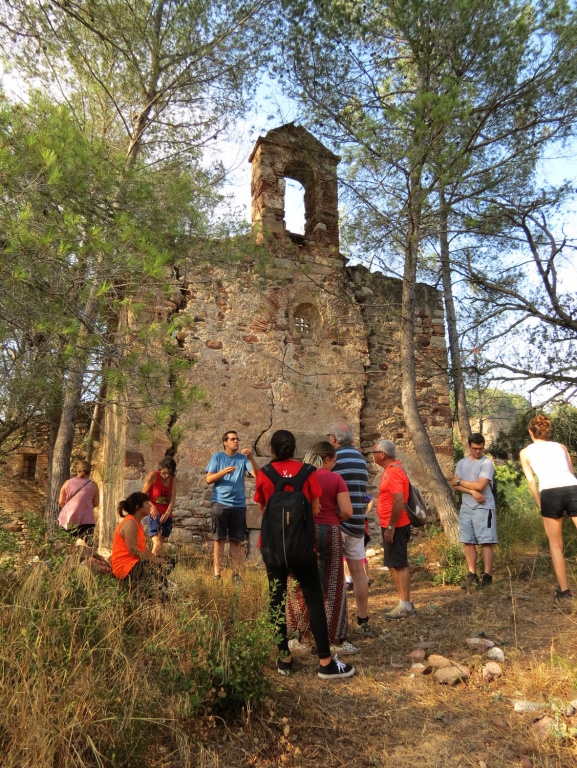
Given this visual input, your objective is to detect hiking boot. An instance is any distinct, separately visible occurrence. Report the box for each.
[480,573,493,589]
[384,602,417,621]
[317,657,355,680]
[277,657,293,676]
[460,572,479,591]
[554,585,573,602]
[330,640,360,655]
[213,574,222,581]
[359,621,373,639]
[232,573,242,583]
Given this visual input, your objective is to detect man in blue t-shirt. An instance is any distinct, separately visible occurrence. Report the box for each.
[206,430,259,580]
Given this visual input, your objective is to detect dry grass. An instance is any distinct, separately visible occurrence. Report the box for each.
[2,536,577,767]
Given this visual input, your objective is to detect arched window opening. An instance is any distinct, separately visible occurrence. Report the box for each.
[292,302,322,340]
[284,178,306,235]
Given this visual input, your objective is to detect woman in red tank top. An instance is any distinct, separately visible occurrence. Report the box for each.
[111,492,165,581]
[142,457,177,555]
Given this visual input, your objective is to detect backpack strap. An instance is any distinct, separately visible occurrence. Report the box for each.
[261,462,315,492]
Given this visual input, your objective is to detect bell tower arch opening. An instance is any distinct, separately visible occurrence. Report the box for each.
[248,123,341,249]
[284,177,306,236]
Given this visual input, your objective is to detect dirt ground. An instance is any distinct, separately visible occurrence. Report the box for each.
[176,543,577,768]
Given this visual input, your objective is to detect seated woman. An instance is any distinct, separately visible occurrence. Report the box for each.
[58,460,99,546]
[111,492,165,585]
[254,429,354,681]
[287,441,356,654]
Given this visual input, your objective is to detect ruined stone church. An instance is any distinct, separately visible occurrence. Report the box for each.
[96,123,453,545]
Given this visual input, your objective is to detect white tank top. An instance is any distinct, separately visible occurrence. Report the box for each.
[524,441,577,490]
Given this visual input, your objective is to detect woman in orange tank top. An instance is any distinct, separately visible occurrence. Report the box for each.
[111,492,165,581]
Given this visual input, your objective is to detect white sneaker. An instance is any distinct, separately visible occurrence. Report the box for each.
[330,640,360,655]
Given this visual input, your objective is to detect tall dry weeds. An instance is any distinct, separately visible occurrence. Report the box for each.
[0,555,274,767]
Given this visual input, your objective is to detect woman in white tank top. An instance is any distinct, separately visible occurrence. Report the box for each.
[520,414,577,601]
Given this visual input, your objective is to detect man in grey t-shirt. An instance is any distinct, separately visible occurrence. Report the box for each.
[452,432,496,590]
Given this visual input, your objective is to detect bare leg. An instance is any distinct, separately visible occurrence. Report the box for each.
[390,566,410,601]
[464,544,478,574]
[543,517,569,591]
[214,539,225,576]
[481,544,493,575]
[151,534,165,556]
[347,558,368,618]
[229,540,242,574]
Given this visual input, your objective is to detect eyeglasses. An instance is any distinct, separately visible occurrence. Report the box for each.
[469,446,484,451]
[372,450,384,455]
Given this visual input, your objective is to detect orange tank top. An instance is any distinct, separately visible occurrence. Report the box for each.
[111,515,146,579]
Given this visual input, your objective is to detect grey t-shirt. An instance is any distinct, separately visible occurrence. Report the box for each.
[456,455,495,511]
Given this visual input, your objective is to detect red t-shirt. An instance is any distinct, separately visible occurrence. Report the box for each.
[377,463,410,528]
[254,460,322,506]
[315,468,348,526]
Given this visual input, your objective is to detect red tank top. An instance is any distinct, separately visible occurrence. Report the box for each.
[150,471,173,516]
[111,515,146,579]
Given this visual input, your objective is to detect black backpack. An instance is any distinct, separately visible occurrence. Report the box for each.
[260,463,316,568]
[391,462,428,527]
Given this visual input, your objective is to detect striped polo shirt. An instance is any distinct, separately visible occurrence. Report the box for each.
[334,444,368,538]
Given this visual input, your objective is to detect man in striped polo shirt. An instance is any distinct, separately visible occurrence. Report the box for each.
[328,422,372,639]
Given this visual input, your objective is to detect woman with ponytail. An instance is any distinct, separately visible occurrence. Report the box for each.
[111,492,165,582]
[520,414,577,601]
[287,441,356,655]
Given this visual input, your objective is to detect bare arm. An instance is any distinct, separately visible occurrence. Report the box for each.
[160,478,177,523]
[336,490,353,521]
[120,520,163,563]
[520,448,541,508]
[92,482,100,509]
[206,467,236,484]
[142,471,159,519]
[456,476,490,492]
[58,481,69,507]
[383,492,405,543]
[312,497,320,517]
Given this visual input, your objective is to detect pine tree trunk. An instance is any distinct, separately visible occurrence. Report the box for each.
[45,293,99,529]
[439,187,472,453]
[400,172,460,543]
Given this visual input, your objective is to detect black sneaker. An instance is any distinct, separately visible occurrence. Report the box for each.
[277,657,293,676]
[460,572,479,591]
[480,573,493,589]
[554,585,573,601]
[317,656,355,680]
[346,582,354,592]
[213,574,222,581]
[232,573,242,583]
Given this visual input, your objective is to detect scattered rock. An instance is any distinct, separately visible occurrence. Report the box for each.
[487,647,505,663]
[517,756,533,768]
[466,637,495,651]
[434,666,469,685]
[564,705,576,717]
[415,641,435,650]
[513,700,546,713]
[532,715,555,740]
[482,662,502,682]
[407,649,426,660]
[409,663,427,674]
[427,654,452,668]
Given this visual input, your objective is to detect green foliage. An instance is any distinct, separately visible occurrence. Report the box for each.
[432,542,466,586]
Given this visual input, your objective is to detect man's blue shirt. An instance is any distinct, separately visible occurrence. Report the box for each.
[206,451,252,506]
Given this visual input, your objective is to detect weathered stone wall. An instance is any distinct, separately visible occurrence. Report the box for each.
[95,123,454,547]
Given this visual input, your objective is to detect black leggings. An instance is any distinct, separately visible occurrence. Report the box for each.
[266,557,331,659]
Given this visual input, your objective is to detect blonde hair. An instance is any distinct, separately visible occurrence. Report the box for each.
[303,441,336,468]
[528,414,551,440]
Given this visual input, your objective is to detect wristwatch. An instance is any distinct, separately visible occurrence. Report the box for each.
[387,524,394,530]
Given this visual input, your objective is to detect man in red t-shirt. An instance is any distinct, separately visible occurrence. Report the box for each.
[373,439,416,620]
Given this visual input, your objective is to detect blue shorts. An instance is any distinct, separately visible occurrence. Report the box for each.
[459,507,497,545]
[148,515,173,539]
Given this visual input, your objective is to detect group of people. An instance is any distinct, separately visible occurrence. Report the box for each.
[57,413,577,681]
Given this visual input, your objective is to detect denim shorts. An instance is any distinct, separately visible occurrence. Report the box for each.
[540,486,577,519]
[459,507,498,545]
[148,515,173,538]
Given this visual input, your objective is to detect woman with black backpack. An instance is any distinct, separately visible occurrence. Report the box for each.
[254,430,354,680]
